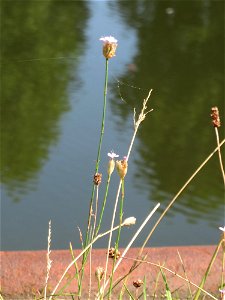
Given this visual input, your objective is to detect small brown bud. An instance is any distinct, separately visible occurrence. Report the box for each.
[116,158,128,179]
[211,106,221,128]
[93,173,102,186]
[108,247,121,259]
[133,279,143,288]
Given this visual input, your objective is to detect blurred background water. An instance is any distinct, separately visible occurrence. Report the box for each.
[1,0,224,250]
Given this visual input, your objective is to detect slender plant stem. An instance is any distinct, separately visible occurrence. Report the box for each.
[193,240,222,300]
[49,222,125,300]
[122,255,219,300]
[140,138,225,253]
[95,175,111,236]
[214,127,225,186]
[80,58,109,296]
[99,90,153,299]
[102,179,123,298]
[98,203,160,298]
[108,179,125,298]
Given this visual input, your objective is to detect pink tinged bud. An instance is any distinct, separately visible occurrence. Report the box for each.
[116,159,128,179]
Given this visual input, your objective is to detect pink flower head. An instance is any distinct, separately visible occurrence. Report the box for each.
[99,36,118,59]
[219,288,225,294]
[107,151,119,160]
[99,36,118,44]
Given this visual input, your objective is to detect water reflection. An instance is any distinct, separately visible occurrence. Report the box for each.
[1,1,89,199]
[111,0,224,223]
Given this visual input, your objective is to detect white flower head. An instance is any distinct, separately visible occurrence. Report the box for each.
[108,151,119,160]
[219,226,225,232]
[123,217,136,226]
[99,36,118,44]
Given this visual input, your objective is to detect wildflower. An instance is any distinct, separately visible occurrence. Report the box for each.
[133,279,143,288]
[95,267,105,281]
[108,247,121,259]
[108,151,119,160]
[211,106,221,128]
[116,157,128,179]
[93,173,102,186]
[107,151,119,176]
[123,217,136,226]
[99,36,118,59]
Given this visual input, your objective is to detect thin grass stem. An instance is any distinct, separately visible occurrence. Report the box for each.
[123,255,219,300]
[108,179,125,298]
[193,240,222,300]
[214,127,225,186]
[98,203,160,298]
[49,222,127,300]
[95,175,111,235]
[140,138,225,252]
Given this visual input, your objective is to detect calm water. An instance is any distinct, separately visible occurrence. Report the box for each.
[1,1,224,251]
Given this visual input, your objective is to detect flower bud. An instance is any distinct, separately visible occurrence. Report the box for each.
[116,159,128,179]
[108,159,115,176]
[99,36,118,59]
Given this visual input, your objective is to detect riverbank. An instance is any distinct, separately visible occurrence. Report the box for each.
[1,245,222,299]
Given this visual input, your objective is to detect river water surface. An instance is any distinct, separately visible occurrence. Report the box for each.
[1,1,224,250]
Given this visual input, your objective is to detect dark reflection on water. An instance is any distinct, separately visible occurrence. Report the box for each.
[1,1,89,200]
[110,1,224,224]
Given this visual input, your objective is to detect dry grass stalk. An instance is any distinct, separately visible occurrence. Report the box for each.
[44,220,52,300]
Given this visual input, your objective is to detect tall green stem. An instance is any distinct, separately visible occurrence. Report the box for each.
[80,58,109,297]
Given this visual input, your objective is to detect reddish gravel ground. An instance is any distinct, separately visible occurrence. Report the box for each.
[1,246,222,299]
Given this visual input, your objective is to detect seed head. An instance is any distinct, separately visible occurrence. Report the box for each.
[108,247,121,259]
[93,173,102,186]
[133,279,143,288]
[211,106,221,128]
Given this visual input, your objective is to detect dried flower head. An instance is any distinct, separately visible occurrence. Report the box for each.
[123,216,136,226]
[93,173,102,186]
[99,36,118,59]
[108,247,121,259]
[211,106,221,128]
[116,158,128,179]
[95,266,105,281]
[133,279,143,288]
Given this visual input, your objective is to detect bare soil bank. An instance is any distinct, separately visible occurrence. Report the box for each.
[1,246,222,299]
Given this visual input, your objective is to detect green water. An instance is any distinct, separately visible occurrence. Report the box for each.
[1,0,224,250]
